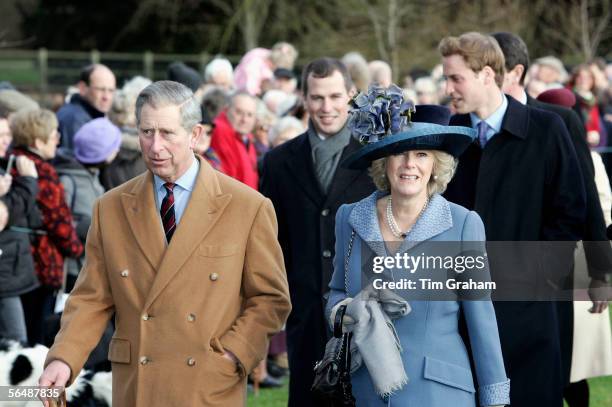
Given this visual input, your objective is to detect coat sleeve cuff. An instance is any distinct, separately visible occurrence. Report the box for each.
[219,330,260,376]
[479,379,510,406]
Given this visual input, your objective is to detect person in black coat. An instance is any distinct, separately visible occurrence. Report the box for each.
[0,148,41,343]
[491,32,612,407]
[439,32,586,407]
[260,58,375,407]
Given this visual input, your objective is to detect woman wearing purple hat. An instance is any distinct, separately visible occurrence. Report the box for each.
[55,117,121,290]
[324,85,509,406]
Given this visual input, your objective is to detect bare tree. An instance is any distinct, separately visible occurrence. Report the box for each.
[0,30,34,49]
[536,0,610,61]
[110,0,188,51]
[210,0,273,52]
[358,0,413,81]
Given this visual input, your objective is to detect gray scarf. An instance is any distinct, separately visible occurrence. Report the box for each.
[344,287,411,398]
[308,121,351,194]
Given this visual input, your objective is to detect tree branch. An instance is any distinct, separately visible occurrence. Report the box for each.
[589,0,611,58]
[360,0,389,61]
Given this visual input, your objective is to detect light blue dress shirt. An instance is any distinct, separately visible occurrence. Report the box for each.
[469,93,508,143]
[153,156,199,227]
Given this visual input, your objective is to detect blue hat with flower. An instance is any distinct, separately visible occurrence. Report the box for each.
[342,84,476,169]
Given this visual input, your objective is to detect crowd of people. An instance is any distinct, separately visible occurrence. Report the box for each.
[0,32,611,407]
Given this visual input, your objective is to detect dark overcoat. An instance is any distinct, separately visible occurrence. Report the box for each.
[528,95,612,387]
[260,133,375,407]
[445,95,587,407]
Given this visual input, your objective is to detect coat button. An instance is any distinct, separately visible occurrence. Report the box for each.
[121,270,129,277]
[139,356,149,365]
[142,314,150,321]
[187,357,196,366]
[187,313,196,322]
[210,272,219,281]
[322,250,332,258]
[321,208,330,217]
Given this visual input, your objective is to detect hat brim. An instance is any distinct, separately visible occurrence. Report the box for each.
[342,123,476,170]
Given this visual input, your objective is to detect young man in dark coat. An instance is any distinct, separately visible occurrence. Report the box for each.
[260,58,375,407]
[439,32,587,407]
[491,32,612,405]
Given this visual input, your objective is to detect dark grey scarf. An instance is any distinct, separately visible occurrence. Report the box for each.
[308,121,351,194]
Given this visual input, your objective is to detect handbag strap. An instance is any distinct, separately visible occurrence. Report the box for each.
[340,230,356,380]
[334,304,347,338]
[344,229,356,295]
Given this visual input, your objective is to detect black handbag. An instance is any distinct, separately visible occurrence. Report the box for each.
[311,230,356,406]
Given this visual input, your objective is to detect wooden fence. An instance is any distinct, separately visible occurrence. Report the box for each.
[0,49,241,94]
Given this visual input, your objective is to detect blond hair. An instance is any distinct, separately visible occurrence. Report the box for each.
[438,32,505,88]
[369,150,458,196]
[10,108,58,147]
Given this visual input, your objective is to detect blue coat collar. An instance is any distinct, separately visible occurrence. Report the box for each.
[348,191,453,257]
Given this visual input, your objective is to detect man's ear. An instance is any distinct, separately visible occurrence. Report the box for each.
[512,64,525,85]
[190,124,204,150]
[77,81,88,96]
[481,66,496,85]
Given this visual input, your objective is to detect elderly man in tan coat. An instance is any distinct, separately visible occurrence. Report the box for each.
[39,80,291,406]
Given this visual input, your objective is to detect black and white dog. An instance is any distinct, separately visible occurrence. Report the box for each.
[0,339,112,407]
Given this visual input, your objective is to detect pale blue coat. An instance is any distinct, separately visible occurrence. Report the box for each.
[326,191,510,406]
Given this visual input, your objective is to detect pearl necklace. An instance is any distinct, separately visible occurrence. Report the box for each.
[386,195,429,239]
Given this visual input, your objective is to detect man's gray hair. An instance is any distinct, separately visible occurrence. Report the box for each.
[229,90,256,108]
[204,58,233,83]
[135,80,202,132]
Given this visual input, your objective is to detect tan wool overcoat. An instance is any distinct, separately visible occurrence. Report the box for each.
[46,157,291,406]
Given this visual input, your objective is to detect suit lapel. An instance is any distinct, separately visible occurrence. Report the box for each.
[121,173,165,270]
[285,134,324,205]
[143,157,232,310]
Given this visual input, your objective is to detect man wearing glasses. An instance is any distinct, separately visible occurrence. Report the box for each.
[57,64,116,153]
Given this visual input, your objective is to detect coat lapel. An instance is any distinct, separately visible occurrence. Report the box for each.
[284,134,324,206]
[500,95,529,139]
[349,192,453,257]
[121,173,166,270]
[324,137,364,207]
[143,157,232,310]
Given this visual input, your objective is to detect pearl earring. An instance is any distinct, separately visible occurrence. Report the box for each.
[433,175,438,180]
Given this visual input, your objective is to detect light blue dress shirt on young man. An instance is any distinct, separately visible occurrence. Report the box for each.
[469,93,508,143]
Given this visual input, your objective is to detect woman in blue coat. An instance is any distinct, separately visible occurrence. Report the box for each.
[326,86,510,407]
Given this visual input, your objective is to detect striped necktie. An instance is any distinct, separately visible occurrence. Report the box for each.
[160,182,176,243]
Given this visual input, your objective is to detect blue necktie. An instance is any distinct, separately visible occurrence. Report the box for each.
[477,121,489,148]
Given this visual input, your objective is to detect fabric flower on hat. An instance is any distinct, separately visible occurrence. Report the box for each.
[348,84,414,145]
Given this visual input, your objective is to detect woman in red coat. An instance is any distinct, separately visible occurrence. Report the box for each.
[10,108,83,345]
[569,64,606,149]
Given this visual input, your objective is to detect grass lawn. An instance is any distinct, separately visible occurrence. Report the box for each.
[589,375,612,406]
[247,377,288,407]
